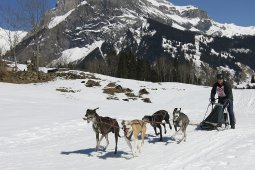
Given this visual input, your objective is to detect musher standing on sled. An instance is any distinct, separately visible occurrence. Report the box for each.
[210,73,236,129]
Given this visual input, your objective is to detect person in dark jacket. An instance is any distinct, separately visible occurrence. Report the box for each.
[210,73,236,129]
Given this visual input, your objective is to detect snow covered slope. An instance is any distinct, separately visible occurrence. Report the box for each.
[0,27,27,55]
[1,72,255,170]
[50,40,104,67]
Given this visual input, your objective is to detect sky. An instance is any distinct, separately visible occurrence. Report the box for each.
[169,0,255,26]
[0,0,255,29]
[0,0,57,30]
[0,0,56,9]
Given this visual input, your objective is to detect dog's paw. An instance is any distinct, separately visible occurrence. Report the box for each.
[133,154,139,157]
[177,139,184,144]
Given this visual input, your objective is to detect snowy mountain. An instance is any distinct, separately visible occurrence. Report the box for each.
[46,0,255,37]
[0,27,27,55]
[12,0,255,84]
[1,71,255,169]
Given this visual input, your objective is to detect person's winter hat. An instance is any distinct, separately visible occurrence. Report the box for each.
[216,73,224,79]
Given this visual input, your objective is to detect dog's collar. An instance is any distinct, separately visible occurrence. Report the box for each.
[124,127,133,141]
[150,116,157,126]
[126,131,133,141]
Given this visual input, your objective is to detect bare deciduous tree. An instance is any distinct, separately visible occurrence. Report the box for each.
[0,47,3,68]
[16,0,49,71]
[0,0,50,72]
[0,4,23,71]
[5,31,20,71]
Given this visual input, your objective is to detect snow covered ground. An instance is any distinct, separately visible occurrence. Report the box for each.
[1,72,255,170]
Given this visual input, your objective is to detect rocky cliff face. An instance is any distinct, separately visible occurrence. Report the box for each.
[13,0,255,84]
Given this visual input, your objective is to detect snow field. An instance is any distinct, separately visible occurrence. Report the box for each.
[0,72,255,170]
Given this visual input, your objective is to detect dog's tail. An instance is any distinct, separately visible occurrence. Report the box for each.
[113,125,121,138]
[112,129,121,138]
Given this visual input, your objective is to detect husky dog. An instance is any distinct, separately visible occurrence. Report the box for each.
[172,108,190,143]
[142,110,172,141]
[121,120,147,157]
[83,108,120,154]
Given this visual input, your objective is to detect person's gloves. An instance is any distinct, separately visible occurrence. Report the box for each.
[211,98,215,104]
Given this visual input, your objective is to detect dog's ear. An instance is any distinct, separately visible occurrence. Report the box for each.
[179,108,182,112]
[94,107,99,111]
[126,121,131,125]
[174,108,178,111]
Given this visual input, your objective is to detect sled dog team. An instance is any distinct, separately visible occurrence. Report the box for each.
[83,107,189,157]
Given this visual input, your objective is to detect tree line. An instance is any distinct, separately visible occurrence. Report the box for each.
[77,50,202,85]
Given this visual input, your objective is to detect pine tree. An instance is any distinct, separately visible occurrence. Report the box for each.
[117,52,128,78]
[126,51,137,79]
[117,51,136,79]
[105,51,119,77]
[137,58,150,81]
[172,57,179,82]
[251,75,255,83]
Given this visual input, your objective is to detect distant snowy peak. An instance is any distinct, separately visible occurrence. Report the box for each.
[0,27,27,55]
[208,21,255,37]
[142,0,255,37]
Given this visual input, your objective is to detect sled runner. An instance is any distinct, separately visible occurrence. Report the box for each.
[199,100,230,131]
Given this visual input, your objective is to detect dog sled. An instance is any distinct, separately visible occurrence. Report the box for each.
[199,99,230,131]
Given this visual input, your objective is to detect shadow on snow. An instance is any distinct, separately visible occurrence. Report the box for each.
[61,148,131,160]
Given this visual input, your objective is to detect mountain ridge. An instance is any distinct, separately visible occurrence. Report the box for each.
[5,0,255,85]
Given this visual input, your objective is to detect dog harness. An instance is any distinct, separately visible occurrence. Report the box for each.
[151,111,167,125]
[126,131,133,141]
[124,121,144,141]
[123,126,133,141]
[94,116,118,134]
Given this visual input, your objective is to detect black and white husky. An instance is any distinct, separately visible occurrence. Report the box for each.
[172,108,190,143]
